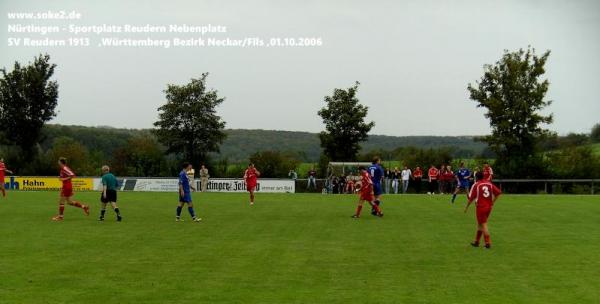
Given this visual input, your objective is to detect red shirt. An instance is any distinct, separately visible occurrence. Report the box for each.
[468,180,501,209]
[60,165,75,189]
[0,161,6,178]
[483,166,494,180]
[413,169,423,179]
[244,168,258,185]
[360,171,373,193]
[428,168,439,180]
[442,170,455,181]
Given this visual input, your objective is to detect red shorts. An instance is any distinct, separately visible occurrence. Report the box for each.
[0,176,4,185]
[476,207,492,224]
[61,187,74,197]
[246,183,256,192]
[360,191,374,202]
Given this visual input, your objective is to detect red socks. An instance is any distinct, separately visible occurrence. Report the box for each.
[69,201,83,208]
[355,205,363,216]
[59,204,65,215]
[484,234,491,245]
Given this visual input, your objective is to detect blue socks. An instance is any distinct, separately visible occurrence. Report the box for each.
[176,206,182,217]
[188,207,196,218]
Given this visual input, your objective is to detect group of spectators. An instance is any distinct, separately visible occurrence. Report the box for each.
[299,162,493,195]
[383,166,424,194]
[426,162,492,194]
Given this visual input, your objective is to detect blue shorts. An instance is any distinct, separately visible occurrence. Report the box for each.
[457,181,470,190]
[179,193,192,203]
[373,183,383,196]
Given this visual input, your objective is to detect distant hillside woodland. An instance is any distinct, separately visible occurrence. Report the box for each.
[0,124,596,179]
[0,124,486,177]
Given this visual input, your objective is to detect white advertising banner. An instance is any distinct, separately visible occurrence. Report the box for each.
[133,178,181,192]
[88,178,295,193]
[205,179,294,193]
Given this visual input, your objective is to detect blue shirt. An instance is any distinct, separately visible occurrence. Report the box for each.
[456,168,471,182]
[179,170,190,194]
[368,164,384,185]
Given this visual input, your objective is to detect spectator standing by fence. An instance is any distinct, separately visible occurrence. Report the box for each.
[413,166,423,194]
[428,165,439,195]
[391,167,400,194]
[401,165,412,193]
[384,168,391,194]
[345,173,355,193]
[200,165,209,192]
[438,165,447,194]
[445,165,455,194]
[288,169,298,180]
[187,166,196,192]
[307,167,317,190]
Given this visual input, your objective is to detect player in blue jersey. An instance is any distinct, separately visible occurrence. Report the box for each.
[451,162,471,204]
[369,156,385,216]
[176,162,201,222]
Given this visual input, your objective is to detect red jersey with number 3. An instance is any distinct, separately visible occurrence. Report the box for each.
[468,180,501,209]
[60,166,75,190]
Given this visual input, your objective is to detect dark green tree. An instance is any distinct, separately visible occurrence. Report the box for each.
[318,82,374,161]
[591,123,600,143]
[249,150,300,178]
[111,136,166,176]
[0,54,58,160]
[468,47,553,178]
[153,73,227,169]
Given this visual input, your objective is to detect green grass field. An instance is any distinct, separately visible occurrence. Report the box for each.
[1,192,599,303]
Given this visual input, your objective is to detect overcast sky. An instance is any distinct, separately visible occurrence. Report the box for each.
[1,0,599,136]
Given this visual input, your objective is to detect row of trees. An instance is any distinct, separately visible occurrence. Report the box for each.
[1,50,598,179]
[316,47,599,179]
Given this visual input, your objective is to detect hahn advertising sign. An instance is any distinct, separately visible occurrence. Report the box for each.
[4,176,94,191]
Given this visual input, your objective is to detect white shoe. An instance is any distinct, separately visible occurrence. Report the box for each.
[176,217,184,222]
[193,217,202,222]
[250,202,254,206]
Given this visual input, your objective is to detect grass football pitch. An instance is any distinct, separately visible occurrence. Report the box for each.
[1,192,599,303]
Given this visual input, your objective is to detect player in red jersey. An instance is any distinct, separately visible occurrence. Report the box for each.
[482,162,494,181]
[243,163,260,206]
[352,166,383,218]
[0,158,14,198]
[52,157,90,221]
[464,172,501,248]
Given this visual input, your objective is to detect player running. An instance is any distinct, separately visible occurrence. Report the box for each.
[352,166,383,218]
[176,162,201,222]
[451,162,471,204]
[244,163,260,206]
[99,165,122,222]
[464,172,502,249]
[0,158,14,198]
[52,157,90,221]
[369,157,385,216]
